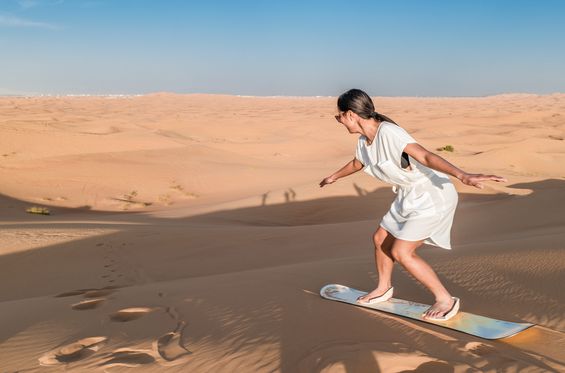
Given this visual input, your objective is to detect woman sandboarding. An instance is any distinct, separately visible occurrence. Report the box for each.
[319,89,507,321]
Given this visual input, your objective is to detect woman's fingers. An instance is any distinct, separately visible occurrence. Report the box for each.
[319,177,335,187]
[466,174,507,189]
[479,174,508,182]
[491,175,508,182]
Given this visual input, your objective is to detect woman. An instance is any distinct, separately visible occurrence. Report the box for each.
[319,89,507,321]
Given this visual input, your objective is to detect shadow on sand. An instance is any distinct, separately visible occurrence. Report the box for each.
[0,179,564,371]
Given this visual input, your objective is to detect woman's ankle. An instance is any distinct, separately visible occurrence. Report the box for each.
[377,281,392,289]
[434,292,452,303]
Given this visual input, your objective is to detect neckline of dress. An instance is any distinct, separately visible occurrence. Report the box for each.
[364,120,386,146]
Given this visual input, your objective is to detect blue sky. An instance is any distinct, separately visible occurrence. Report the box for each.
[1,0,564,96]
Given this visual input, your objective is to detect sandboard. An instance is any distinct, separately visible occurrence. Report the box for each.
[320,284,534,340]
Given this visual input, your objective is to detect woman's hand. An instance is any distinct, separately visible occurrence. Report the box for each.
[319,175,338,187]
[458,173,507,189]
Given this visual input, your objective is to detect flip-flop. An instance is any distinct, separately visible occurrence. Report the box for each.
[356,286,394,304]
[422,297,460,321]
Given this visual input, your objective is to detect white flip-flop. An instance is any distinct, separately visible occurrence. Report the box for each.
[356,286,394,304]
[423,296,460,321]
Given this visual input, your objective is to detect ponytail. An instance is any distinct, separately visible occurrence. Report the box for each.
[369,111,398,126]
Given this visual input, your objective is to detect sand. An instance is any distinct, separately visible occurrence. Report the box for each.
[0,92,564,372]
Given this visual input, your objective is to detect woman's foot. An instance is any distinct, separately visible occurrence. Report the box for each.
[422,296,458,320]
[356,285,393,304]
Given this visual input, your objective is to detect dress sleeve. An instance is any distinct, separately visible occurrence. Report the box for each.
[379,124,418,166]
[354,137,366,166]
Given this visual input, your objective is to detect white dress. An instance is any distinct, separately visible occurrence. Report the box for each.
[355,121,458,250]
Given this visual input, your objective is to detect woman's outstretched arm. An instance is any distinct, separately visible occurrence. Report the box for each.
[319,158,364,187]
[403,143,507,189]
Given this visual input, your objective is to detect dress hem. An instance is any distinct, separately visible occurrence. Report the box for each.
[379,222,452,250]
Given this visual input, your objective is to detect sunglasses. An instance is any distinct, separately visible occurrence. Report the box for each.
[335,111,345,122]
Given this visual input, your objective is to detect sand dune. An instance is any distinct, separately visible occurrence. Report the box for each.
[0,93,564,371]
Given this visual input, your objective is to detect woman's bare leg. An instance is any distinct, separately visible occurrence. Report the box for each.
[390,238,455,319]
[357,226,396,302]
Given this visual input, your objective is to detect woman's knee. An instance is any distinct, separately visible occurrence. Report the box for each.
[373,227,393,253]
[372,228,387,248]
[391,241,421,262]
[390,247,405,262]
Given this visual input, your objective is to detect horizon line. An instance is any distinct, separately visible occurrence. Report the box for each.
[1,91,563,100]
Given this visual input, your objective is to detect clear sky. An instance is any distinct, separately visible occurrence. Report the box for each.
[1,0,564,96]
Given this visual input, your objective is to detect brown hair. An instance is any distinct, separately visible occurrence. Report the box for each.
[337,88,398,125]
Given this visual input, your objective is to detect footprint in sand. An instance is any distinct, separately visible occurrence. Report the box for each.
[155,321,192,362]
[169,181,199,200]
[98,322,191,368]
[99,348,156,367]
[109,307,157,322]
[109,191,153,210]
[39,336,107,366]
[71,298,106,310]
[57,286,118,311]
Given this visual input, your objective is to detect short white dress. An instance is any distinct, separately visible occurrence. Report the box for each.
[355,121,458,250]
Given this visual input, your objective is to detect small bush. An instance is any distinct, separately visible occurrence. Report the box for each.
[26,206,50,215]
[436,145,454,152]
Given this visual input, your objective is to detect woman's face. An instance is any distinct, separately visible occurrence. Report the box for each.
[335,110,358,133]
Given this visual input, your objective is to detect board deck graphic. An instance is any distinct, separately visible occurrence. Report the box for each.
[320,284,535,340]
